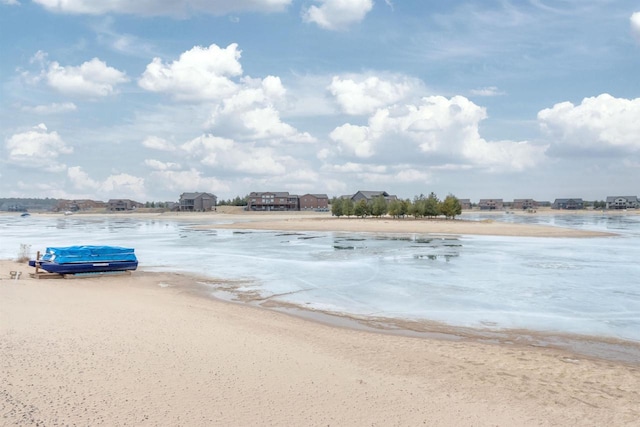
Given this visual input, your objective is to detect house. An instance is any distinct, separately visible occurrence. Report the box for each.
[350,190,398,203]
[458,199,472,210]
[247,192,299,211]
[299,194,329,211]
[478,199,504,210]
[512,199,538,210]
[552,198,584,210]
[55,199,106,212]
[107,199,143,211]
[606,196,639,210]
[179,192,217,212]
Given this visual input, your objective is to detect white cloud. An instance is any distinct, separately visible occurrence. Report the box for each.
[2,0,19,5]
[181,134,235,166]
[329,95,547,171]
[67,166,146,198]
[328,75,418,115]
[139,43,242,101]
[149,169,230,194]
[67,166,100,190]
[180,134,296,176]
[21,102,77,114]
[206,74,316,143]
[144,159,182,171]
[538,93,640,152]
[142,136,176,151]
[303,0,373,30]
[330,123,374,158]
[323,162,387,173]
[44,58,129,97]
[5,124,73,172]
[100,173,146,198]
[32,0,292,17]
[393,168,431,183]
[469,86,505,97]
[631,12,640,43]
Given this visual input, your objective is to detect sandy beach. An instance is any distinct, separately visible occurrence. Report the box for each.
[1,257,639,426]
[2,211,639,425]
[13,207,621,237]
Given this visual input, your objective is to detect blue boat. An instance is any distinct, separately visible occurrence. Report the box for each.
[29,245,138,274]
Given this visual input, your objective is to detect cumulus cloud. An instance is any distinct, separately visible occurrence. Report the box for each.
[538,93,640,152]
[5,123,73,172]
[67,166,100,190]
[148,168,230,193]
[142,136,176,151]
[328,75,418,115]
[21,102,77,114]
[303,0,373,30]
[138,44,313,144]
[41,58,129,97]
[330,124,374,158]
[181,134,296,176]
[469,86,505,97]
[144,159,182,171]
[206,74,315,143]
[32,0,291,17]
[631,12,640,43]
[138,43,242,101]
[328,95,547,171]
[101,173,146,198]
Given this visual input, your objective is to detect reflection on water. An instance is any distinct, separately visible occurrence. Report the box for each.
[2,214,640,351]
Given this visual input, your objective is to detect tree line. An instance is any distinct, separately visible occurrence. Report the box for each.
[330,193,462,219]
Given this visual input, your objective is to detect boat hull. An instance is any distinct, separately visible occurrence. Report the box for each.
[29,259,138,274]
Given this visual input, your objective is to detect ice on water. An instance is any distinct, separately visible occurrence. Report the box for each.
[2,213,639,343]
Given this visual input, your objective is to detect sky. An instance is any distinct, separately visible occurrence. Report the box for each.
[1,0,639,203]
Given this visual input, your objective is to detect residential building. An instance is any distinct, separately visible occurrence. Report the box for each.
[478,199,504,210]
[552,198,584,210]
[512,199,539,210]
[458,199,472,210]
[299,194,329,211]
[606,196,639,210]
[54,199,106,212]
[350,190,398,203]
[247,192,299,211]
[179,192,217,212]
[107,199,143,211]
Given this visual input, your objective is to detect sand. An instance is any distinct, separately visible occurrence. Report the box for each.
[1,259,639,426]
[13,207,619,237]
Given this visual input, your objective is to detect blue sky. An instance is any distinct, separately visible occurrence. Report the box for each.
[1,0,639,203]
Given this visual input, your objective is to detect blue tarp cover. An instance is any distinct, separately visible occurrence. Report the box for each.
[41,245,137,264]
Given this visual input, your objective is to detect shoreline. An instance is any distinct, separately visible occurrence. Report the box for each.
[199,275,640,366]
[7,209,620,237]
[2,259,639,425]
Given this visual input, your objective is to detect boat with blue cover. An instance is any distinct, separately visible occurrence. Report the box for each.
[29,245,138,274]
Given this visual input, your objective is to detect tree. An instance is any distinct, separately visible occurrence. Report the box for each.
[331,198,343,217]
[410,195,426,218]
[370,195,388,217]
[342,198,355,217]
[388,199,401,218]
[440,194,462,219]
[399,199,410,217]
[425,192,440,218]
[354,199,369,217]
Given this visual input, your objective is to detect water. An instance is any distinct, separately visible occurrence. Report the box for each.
[2,213,639,356]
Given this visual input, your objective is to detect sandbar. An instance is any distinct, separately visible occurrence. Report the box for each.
[1,259,638,426]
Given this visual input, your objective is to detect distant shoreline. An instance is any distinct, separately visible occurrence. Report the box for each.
[5,207,627,238]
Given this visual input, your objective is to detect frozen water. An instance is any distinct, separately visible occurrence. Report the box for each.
[2,213,639,344]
